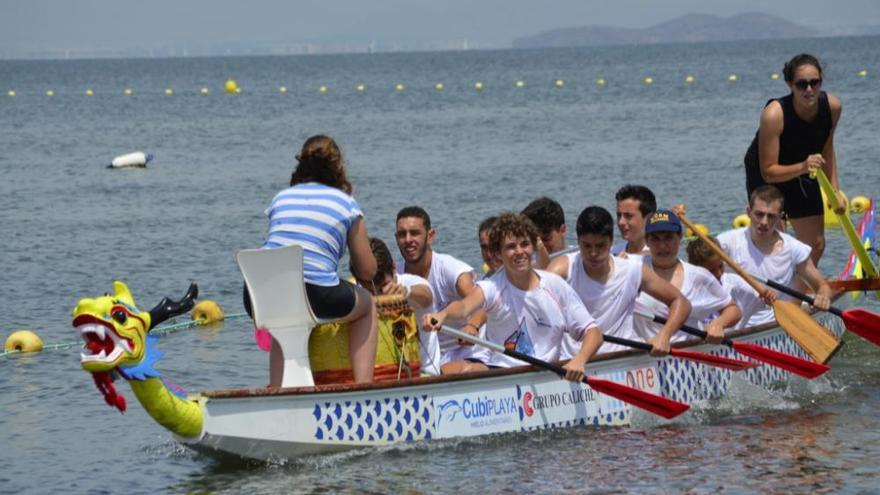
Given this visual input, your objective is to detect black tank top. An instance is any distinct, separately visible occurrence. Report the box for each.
[744,91,832,191]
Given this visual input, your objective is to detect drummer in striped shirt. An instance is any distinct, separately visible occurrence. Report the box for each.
[259,135,379,385]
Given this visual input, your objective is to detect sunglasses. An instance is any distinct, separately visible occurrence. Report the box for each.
[793,78,822,91]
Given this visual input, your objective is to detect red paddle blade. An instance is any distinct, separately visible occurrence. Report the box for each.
[842,309,880,345]
[585,376,689,419]
[669,348,760,371]
[730,341,829,379]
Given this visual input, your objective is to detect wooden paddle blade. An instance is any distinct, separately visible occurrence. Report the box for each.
[730,341,830,379]
[842,309,880,345]
[585,376,690,419]
[669,348,759,371]
[829,278,880,292]
[772,300,842,364]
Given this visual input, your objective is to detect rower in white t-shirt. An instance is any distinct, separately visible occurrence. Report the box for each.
[633,209,741,346]
[395,206,487,375]
[423,212,603,381]
[712,185,833,326]
[685,235,773,330]
[546,206,691,356]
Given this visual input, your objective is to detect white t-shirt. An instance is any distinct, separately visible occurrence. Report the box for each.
[395,273,442,376]
[561,253,644,356]
[398,251,478,364]
[477,269,597,368]
[634,258,732,342]
[716,228,811,326]
[611,240,650,257]
[720,273,764,330]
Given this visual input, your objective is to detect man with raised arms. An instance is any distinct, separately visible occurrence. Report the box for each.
[423,212,603,381]
[546,206,691,356]
[612,185,656,257]
[522,197,569,268]
[352,238,439,375]
[715,185,832,326]
[395,206,487,374]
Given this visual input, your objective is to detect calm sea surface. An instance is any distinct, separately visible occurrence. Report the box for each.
[2,36,879,494]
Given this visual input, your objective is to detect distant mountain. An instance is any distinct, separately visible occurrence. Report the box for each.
[513,13,818,49]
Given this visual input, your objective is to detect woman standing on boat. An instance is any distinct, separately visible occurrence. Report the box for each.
[422,212,603,381]
[259,135,379,385]
[744,53,845,266]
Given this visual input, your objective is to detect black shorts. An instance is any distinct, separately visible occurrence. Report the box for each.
[242,280,357,321]
[745,154,823,219]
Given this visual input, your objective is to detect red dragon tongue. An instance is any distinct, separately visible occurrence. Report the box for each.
[92,371,127,414]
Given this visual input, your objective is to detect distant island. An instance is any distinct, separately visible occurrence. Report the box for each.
[513,13,818,49]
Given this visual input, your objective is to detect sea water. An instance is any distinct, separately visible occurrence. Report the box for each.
[1,36,879,494]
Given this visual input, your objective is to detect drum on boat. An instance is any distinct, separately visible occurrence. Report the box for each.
[308,294,420,384]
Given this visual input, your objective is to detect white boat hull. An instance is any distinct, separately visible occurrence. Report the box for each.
[181,314,844,462]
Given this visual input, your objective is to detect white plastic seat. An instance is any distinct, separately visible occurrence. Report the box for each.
[237,245,334,387]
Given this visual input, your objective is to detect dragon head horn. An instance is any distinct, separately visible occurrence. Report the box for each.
[112,280,137,307]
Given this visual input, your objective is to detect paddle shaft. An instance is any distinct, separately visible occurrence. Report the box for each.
[640,312,735,348]
[759,277,844,318]
[439,325,571,375]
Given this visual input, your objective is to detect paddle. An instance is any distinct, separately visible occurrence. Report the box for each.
[677,211,842,364]
[634,310,829,379]
[829,278,880,292]
[601,334,758,371]
[438,325,690,419]
[753,274,880,346]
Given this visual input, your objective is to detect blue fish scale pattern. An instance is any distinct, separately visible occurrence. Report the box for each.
[313,395,434,442]
[659,322,843,402]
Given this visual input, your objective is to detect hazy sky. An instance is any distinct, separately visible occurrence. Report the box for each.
[3,0,879,52]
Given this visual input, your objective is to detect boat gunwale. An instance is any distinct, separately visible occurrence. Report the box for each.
[201,309,826,400]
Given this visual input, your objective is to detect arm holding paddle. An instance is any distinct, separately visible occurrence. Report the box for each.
[795,258,832,311]
[639,264,692,350]
[454,271,487,344]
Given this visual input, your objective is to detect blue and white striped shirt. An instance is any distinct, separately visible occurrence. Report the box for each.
[263,182,363,286]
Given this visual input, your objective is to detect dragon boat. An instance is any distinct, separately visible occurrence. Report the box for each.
[73,245,846,462]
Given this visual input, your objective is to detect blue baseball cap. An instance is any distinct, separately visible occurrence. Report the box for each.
[645,209,682,235]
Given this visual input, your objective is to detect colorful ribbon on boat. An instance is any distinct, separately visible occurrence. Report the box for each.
[840,197,876,300]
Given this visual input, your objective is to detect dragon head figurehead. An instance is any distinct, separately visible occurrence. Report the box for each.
[74,281,150,373]
[73,281,198,413]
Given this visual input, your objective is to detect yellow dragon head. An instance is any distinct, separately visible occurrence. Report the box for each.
[73,281,151,373]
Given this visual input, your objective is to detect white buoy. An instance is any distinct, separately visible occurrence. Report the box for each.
[110,151,153,169]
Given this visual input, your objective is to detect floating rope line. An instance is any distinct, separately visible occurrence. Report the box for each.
[1,312,249,359]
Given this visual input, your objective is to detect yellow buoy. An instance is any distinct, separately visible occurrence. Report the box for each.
[728,74,738,82]
[6,90,14,97]
[685,223,710,239]
[851,196,870,214]
[857,69,868,77]
[192,300,225,325]
[555,79,564,88]
[123,88,133,96]
[770,73,780,80]
[85,88,94,96]
[164,88,173,96]
[4,330,43,353]
[475,81,483,91]
[200,87,209,95]
[279,86,288,93]
[225,79,238,94]
[643,76,653,85]
[395,83,405,92]
[356,84,365,92]
[732,214,751,228]
[820,187,850,226]
[46,90,54,97]
[482,262,490,273]
[596,78,606,87]
[685,75,695,84]
[435,82,444,90]
[515,80,525,88]
[319,85,328,93]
